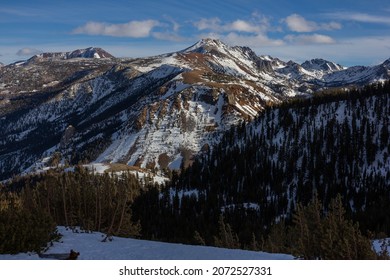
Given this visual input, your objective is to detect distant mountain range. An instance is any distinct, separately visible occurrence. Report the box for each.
[0,38,389,180]
[25,47,114,64]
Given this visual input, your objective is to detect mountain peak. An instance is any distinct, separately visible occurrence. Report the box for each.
[381,58,390,68]
[181,38,230,54]
[1,39,390,182]
[194,38,226,47]
[66,47,114,59]
[27,47,114,63]
[301,58,343,72]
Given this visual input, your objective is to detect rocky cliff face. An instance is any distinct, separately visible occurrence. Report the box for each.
[0,40,389,179]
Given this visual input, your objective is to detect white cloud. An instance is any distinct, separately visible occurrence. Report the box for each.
[16,48,42,56]
[194,18,223,31]
[321,21,342,31]
[195,32,284,47]
[163,15,180,32]
[146,16,184,42]
[285,34,336,44]
[72,20,160,38]
[284,14,341,32]
[327,12,390,25]
[224,32,284,47]
[229,20,262,33]
[193,17,269,34]
[284,14,318,32]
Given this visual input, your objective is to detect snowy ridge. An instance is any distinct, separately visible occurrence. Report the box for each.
[322,63,390,86]
[1,39,390,179]
[27,47,114,63]
[301,58,344,72]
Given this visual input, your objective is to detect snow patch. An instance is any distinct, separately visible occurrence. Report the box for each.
[0,226,294,260]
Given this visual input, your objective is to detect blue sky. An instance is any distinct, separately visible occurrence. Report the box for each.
[1,0,390,66]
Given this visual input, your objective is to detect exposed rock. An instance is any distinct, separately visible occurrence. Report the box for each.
[60,125,76,149]
[0,39,389,179]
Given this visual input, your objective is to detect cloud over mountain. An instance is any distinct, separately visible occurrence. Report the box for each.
[16,48,42,56]
[285,33,336,44]
[73,20,160,38]
[284,14,341,32]
[193,16,270,34]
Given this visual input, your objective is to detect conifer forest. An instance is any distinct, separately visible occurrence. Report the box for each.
[1,81,390,259]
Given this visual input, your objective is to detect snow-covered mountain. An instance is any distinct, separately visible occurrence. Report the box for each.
[302,58,343,72]
[321,60,390,86]
[0,39,389,180]
[27,47,114,63]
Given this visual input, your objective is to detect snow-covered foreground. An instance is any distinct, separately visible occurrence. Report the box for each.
[372,238,390,254]
[0,226,294,260]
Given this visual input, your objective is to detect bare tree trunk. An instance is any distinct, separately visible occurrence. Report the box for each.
[98,187,102,232]
[61,177,69,226]
[95,187,98,230]
[45,182,51,217]
[116,197,127,234]
[107,203,119,236]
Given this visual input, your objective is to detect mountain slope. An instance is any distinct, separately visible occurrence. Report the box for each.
[27,47,114,63]
[322,60,390,86]
[132,84,390,248]
[0,39,389,180]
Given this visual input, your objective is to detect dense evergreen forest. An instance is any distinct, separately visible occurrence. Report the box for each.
[1,81,389,259]
[132,81,390,258]
[0,168,143,254]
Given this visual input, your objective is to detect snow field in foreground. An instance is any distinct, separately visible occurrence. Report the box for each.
[0,226,293,260]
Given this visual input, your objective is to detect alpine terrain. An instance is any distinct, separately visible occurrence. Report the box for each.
[1,39,390,260]
[1,39,389,180]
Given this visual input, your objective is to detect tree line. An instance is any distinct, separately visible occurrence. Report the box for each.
[1,81,389,259]
[132,81,390,259]
[0,167,143,254]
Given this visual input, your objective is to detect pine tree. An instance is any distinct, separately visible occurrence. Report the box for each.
[290,196,322,259]
[213,215,240,249]
[321,195,376,259]
[264,220,289,253]
[193,231,206,246]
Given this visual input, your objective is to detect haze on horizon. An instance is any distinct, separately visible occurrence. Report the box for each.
[1,0,390,66]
